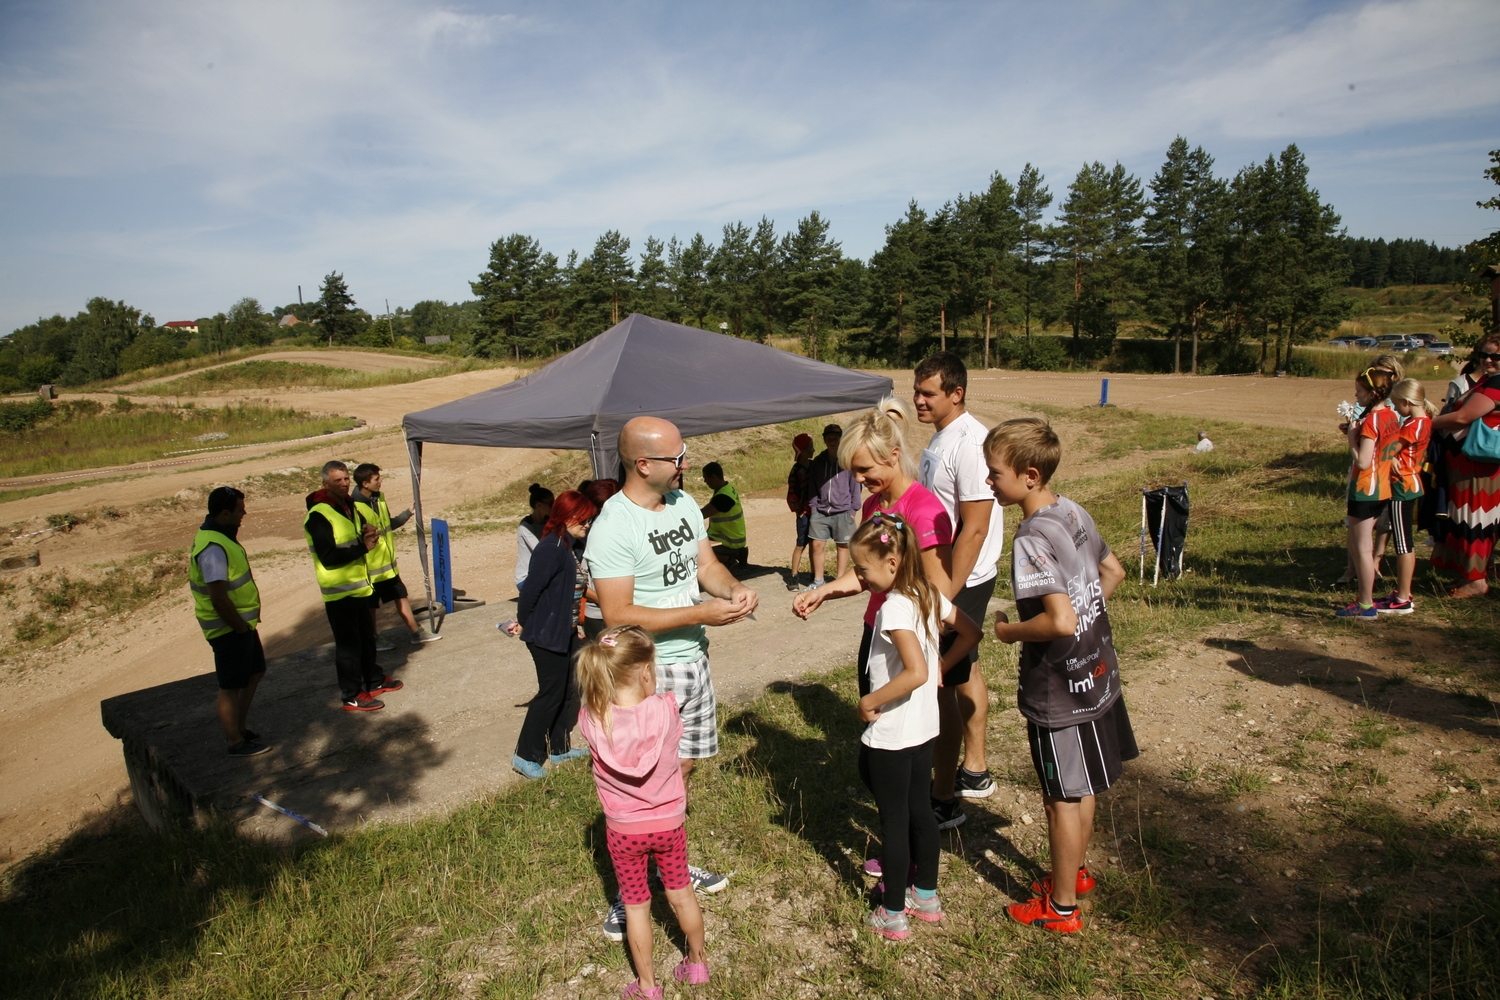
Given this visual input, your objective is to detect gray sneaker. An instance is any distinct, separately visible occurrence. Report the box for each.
[688,864,729,893]
[409,629,442,643]
[866,905,911,941]
[374,635,397,652]
[602,897,626,942]
[904,888,944,923]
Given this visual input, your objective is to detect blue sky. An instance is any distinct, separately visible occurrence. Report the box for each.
[1,0,1497,332]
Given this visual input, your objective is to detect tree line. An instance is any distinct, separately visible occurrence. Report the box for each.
[4,141,1496,392]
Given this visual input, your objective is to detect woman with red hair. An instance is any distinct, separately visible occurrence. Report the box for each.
[509,489,598,778]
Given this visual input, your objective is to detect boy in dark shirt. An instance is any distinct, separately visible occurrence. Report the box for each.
[984,417,1136,934]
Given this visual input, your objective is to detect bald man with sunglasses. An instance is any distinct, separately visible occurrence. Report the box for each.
[584,416,759,940]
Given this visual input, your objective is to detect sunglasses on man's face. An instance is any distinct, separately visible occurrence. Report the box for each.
[642,444,688,468]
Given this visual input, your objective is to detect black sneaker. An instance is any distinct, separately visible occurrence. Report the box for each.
[932,796,967,830]
[240,729,260,743]
[228,739,271,757]
[954,766,995,799]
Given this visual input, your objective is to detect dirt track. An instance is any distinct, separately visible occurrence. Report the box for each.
[115,349,445,389]
[0,368,1454,865]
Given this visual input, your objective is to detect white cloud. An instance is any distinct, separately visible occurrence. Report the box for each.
[0,0,1496,331]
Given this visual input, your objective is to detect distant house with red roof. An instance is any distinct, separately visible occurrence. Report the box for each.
[163,320,199,334]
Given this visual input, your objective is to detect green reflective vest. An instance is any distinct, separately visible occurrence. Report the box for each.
[189,529,260,640]
[354,492,399,584]
[304,502,374,602]
[706,482,746,549]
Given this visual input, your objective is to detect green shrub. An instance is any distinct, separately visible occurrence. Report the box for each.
[0,398,54,432]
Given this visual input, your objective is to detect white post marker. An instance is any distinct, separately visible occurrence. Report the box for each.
[252,794,329,837]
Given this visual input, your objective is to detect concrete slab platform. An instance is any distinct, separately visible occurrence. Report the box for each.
[101,566,867,842]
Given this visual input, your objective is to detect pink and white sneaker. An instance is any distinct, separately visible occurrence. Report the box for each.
[1373,591,1414,615]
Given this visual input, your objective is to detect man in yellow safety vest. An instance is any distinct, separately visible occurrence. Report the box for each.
[304,460,403,712]
[352,462,440,650]
[699,461,748,575]
[191,486,269,756]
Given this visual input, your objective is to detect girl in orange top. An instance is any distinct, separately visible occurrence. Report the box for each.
[1376,379,1438,614]
[1338,368,1400,619]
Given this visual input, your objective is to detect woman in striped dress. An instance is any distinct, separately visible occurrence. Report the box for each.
[1430,338,1500,598]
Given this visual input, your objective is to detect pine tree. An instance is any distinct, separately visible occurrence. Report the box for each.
[1051,162,1145,350]
[1144,138,1227,374]
[316,272,362,346]
[780,212,842,360]
[710,222,753,337]
[470,235,559,359]
[746,217,783,341]
[1224,145,1350,371]
[635,237,670,320]
[1461,149,1500,335]
[958,172,1021,367]
[1013,164,1052,341]
[669,233,714,329]
[868,202,930,359]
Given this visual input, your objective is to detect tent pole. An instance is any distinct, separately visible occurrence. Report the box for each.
[1153,495,1167,587]
[406,436,436,631]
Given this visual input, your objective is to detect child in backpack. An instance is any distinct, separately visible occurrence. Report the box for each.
[1377,378,1438,614]
[983,417,1135,935]
[850,514,980,940]
[1339,367,1402,619]
[576,626,708,997]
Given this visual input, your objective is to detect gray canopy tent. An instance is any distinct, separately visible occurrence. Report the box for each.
[401,312,894,623]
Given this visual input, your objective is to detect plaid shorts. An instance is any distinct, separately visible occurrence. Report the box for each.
[656,651,718,759]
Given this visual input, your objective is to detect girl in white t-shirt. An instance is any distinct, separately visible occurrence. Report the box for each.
[850,513,980,941]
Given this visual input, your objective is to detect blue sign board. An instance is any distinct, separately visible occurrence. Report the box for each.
[431,518,454,613]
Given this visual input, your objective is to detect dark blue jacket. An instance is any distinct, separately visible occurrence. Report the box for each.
[516,533,579,654]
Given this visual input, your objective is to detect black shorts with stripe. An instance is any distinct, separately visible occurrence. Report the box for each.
[1027,696,1139,799]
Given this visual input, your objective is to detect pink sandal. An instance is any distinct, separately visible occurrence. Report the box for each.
[674,960,710,985]
[621,982,664,999]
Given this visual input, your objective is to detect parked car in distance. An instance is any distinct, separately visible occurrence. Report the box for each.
[1324,337,1359,347]
[1407,333,1439,346]
[1375,334,1410,345]
[1428,341,1454,356]
[1351,337,1379,349]
[1393,337,1425,352]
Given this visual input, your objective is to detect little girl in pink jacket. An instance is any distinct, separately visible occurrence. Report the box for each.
[577,625,709,998]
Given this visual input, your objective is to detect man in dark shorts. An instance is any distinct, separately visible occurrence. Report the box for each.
[190,487,269,756]
[915,352,1004,829]
[352,463,440,648]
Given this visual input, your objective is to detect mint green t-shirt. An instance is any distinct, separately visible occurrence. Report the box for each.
[583,489,707,663]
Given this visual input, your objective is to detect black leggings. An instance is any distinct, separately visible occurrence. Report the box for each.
[515,639,580,764]
[859,739,940,912]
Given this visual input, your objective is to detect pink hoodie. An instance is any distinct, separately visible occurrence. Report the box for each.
[578,693,686,834]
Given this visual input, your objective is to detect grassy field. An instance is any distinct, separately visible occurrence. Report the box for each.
[0,400,360,480]
[1338,285,1482,339]
[66,345,464,393]
[3,406,1498,999]
[135,358,501,395]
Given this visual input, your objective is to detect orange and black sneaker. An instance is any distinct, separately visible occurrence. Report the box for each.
[1030,866,1096,898]
[1007,894,1083,934]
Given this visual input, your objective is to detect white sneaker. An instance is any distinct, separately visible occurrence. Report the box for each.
[409,629,442,643]
[374,635,396,652]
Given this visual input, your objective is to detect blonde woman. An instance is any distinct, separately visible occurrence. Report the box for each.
[793,397,964,829]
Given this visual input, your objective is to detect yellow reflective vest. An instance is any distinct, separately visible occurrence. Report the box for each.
[189,528,261,640]
[304,502,374,602]
[354,491,399,584]
[706,482,746,549]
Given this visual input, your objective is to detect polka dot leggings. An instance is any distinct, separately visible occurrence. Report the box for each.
[606,824,689,905]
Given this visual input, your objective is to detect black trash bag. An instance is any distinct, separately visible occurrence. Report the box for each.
[1143,484,1189,580]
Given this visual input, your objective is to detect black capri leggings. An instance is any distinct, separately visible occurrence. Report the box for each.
[859,738,940,913]
[515,638,580,764]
